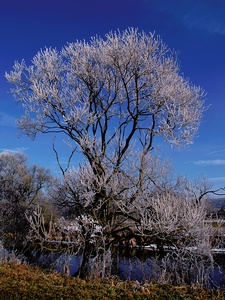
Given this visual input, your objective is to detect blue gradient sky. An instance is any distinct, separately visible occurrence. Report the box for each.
[1,0,225,189]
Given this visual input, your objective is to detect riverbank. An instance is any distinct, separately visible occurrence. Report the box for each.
[0,263,224,299]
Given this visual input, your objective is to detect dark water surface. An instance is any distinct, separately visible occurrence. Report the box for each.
[27,247,225,289]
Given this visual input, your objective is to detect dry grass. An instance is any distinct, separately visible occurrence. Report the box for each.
[0,262,224,299]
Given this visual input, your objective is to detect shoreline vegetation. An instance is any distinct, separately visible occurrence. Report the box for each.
[0,262,224,299]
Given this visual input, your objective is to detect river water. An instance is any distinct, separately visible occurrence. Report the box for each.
[26,246,225,290]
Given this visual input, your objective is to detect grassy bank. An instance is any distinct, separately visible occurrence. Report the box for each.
[0,263,224,299]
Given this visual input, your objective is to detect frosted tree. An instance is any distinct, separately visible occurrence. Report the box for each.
[0,151,52,247]
[6,28,204,162]
[6,28,206,278]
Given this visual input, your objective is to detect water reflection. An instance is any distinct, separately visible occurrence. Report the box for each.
[112,247,155,281]
[54,254,82,276]
[211,254,225,289]
[27,247,225,289]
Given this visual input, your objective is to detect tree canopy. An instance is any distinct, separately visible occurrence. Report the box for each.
[6,28,208,278]
[0,151,52,247]
[6,28,205,171]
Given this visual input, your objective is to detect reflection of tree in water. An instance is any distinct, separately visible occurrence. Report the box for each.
[211,254,225,289]
[114,248,219,287]
[23,244,225,289]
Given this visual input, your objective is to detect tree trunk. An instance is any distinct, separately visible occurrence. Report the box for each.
[76,242,112,279]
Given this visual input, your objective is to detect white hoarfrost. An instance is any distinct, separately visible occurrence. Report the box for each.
[6,28,214,280]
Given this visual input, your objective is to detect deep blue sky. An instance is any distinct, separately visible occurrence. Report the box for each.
[1,0,225,189]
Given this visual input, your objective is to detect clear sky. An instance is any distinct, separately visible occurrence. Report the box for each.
[1,0,225,189]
